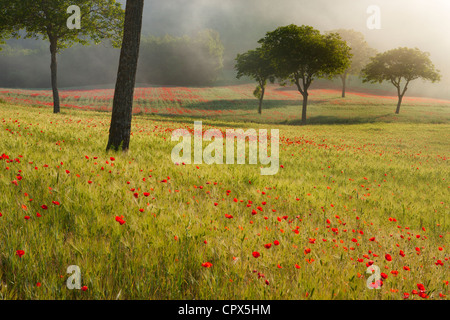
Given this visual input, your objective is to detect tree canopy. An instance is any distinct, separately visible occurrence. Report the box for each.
[235,47,276,114]
[362,47,441,114]
[327,29,376,97]
[259,24,351,124]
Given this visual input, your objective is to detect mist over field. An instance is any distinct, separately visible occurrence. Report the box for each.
[1,0,449,97]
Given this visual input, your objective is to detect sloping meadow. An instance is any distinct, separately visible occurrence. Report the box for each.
[0,101,448,299]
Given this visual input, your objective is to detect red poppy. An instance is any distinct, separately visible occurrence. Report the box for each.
[385,254,392,262]
[16,250,25,258]
[264,243,272,249]
[201,262,213,268]
[115,216,126,225]
[273,240,280,246]
[252,251,260,258]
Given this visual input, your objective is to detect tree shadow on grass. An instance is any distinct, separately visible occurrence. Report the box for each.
[178,98,328,111]
[288,113,400,126]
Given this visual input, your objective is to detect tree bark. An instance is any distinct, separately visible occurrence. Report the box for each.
[106,0,145,152]
[49,36,60,114]
[301,92,308,125]
[395,82,409,114]
[395,95,403,114]
[258,86,265,114]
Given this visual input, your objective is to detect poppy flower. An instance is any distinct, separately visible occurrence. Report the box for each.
[435,260,444,266]
[252,251,260,258]
[201,262,213,268]
[115,216,126,225]
[16,250,25,258]
[264,243,272,249]
[273,240,280,246]
[385,254,392,262]
[419,292,428,299]
[81,286,88,291]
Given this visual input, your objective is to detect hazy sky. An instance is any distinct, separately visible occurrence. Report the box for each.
[138,0,450,84]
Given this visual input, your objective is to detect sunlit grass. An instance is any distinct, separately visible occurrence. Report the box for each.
[0,98,448,300]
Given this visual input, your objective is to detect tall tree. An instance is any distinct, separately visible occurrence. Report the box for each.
[106,0,144,152]
[259,24,351,125]
[328,29,376,97]
[362,47,441,114]
[1,0,124,113]
[235,47,276,114]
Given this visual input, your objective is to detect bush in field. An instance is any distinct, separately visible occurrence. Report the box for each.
[137,29,224,86]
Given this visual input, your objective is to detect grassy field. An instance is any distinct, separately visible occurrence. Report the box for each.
[0,86,448,300]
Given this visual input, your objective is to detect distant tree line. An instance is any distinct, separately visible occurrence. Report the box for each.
[0,29,224,88]
[137,30,224,86]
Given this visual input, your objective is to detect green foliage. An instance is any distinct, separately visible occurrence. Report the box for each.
[327,29,376,77]
[235,47,276,112]
[235,47,276,86]
[137,30,224,86]
[259,24,352,88]
[362,47,441,86]
[1,0,124,51]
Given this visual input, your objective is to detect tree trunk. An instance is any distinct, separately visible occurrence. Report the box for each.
[341,73,347,98]
[395,83,409,114]
[301,92,308,125]
[106,0,145,152]
[395,95,403,114]
[258,86,265,114]
[49,37,60,114]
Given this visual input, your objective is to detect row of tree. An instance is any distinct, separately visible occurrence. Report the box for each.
[235,25,441,123]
